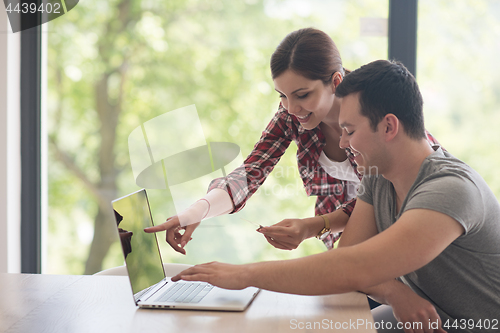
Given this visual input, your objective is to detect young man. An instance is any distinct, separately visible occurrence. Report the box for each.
[172,60,500,333]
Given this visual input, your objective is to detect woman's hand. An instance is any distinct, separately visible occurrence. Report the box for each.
[172,262,251,290]
[144,215,199,255]
[258,217,322,250]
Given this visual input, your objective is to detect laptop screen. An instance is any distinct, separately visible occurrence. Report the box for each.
[111,189,165,298]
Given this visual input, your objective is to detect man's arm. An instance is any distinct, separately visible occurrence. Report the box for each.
[336,198,403,304]
[337,199,416,304]
[173,206,464,295]
[337,199,448,333]
[337,198,378,247]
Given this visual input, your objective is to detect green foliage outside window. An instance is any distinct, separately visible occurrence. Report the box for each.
[46,0,500,275]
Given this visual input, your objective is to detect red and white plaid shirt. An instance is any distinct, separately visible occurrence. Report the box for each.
[208,103,441,248]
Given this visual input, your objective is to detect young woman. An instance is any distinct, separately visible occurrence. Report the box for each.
[145,28,440,254]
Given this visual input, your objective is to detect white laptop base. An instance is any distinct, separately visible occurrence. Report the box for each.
[138,278,259,311]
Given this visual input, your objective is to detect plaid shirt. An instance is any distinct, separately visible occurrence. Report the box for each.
[208,103,441,248]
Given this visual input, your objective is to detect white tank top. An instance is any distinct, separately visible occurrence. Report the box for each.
[318,151,360,201]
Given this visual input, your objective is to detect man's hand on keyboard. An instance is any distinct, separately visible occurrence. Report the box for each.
[172,262,251,290]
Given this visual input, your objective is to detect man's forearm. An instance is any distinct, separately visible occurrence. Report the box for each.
[244,248,365,295]
[359,279,410,305]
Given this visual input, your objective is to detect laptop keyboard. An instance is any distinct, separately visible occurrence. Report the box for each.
[156,282,214,303]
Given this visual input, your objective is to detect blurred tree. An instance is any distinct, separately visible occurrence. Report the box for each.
[47,0,303,274]
[48,0,146,274]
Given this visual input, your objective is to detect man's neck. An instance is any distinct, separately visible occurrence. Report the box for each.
[382,138,435,208]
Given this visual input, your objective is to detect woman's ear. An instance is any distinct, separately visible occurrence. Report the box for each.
[333,71,343,89]
[330,72,343,94]
[383,114,399,142]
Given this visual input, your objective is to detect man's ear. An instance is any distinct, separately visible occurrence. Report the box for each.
[383,114,399,142]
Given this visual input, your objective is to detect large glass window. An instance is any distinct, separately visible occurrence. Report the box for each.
[417,0,500,199]
[45,0,388,274]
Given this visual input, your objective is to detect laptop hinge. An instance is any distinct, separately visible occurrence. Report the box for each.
[136,278,168,303]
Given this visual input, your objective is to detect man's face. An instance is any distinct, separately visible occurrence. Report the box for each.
[338,93,386,175]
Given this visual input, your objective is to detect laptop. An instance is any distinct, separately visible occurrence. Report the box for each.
[111,188,259,311]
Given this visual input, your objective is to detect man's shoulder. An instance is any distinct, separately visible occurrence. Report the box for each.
[406,149,500,236]
[411,150,484,207]
[418,149,483,191]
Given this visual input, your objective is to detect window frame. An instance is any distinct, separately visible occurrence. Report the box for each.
[20,13,42,274]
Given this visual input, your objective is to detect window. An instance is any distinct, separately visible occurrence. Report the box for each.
[417,0,500,199]
[45,0,388,274]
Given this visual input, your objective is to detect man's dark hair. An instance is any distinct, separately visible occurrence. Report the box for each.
[335,60,426,139]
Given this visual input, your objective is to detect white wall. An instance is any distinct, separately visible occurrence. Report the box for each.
[0,9,21,273]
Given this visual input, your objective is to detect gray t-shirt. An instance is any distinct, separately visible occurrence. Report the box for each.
[358,147,500,333]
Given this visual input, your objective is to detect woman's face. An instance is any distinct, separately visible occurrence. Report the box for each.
[273,69,336,130]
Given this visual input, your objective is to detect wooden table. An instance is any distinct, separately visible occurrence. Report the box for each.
[0,273,376,333]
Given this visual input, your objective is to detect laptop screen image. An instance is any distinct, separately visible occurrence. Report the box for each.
[112,189,165,299]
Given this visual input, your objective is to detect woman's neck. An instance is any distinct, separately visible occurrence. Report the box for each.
[319,121,342,138]
[321,96,342,130]
[319,122,346,162]
[316,96,346,161]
